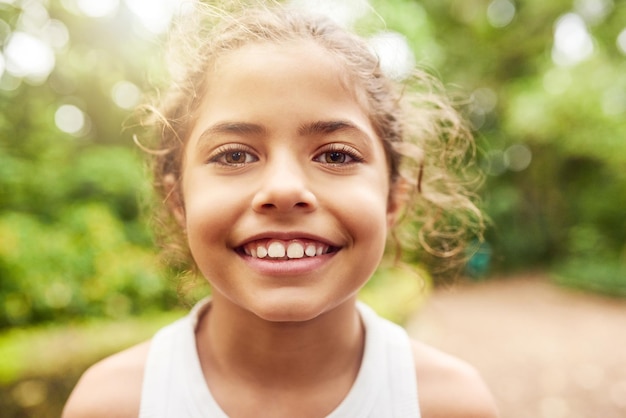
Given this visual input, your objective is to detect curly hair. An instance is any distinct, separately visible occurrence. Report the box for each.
[136,0,484,282]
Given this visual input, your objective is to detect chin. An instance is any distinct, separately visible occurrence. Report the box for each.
[250,293,355,325]
[246,297,330,324]
[253,304,323,323]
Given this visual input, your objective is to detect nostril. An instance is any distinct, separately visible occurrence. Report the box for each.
[252,187,318,213]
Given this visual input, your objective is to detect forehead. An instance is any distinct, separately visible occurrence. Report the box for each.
[201,39,367,116]
[215,39,346,79]
[183,40,377,148]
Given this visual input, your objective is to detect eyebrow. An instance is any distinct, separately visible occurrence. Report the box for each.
[199,122,268,139]
[297,120,364,137]
[195,119,370,150]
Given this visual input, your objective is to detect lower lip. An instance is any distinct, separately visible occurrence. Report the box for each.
[239,252,336,276]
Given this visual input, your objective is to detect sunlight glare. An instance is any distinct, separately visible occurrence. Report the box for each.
[76,0,120,18]
[124,0,190,34]
[368,31,415,81]
[552,13,594,67]
[4,31,55,82]
[288,0,370,28]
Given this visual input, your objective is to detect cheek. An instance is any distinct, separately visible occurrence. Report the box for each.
[336,176,390,242]
[182,179,241,243]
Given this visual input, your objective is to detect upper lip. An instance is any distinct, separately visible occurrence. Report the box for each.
[234,231,341,248]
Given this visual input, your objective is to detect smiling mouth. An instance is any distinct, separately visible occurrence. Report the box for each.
[239,239,339,260]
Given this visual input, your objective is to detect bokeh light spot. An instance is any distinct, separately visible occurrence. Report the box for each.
[368,31,415,80]
[552,13,594,66]
[484,150,507,176]
[504,144,532,172]
[472,87,498,113]
[4,31,55,82]
[11,380,47,408]
[111,80,141,109]
[43,19,70,50]
[55,104,85,135]
[17,0,49,33]
[487,0,516,28]
[574,0,613,26]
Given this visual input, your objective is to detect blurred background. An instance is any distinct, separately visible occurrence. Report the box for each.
[0,0,624,417]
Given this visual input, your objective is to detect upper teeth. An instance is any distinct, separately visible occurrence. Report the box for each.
[244,240,329,259]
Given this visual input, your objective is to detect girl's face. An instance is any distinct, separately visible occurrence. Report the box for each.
[177,40,397,322]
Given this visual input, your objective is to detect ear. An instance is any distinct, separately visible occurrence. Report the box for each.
[163,174,186,228]
[386,177,409,228]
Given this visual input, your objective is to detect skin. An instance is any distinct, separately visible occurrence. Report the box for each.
[63,41,499,418]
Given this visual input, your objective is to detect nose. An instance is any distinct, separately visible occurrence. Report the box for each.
[251,156,318,213]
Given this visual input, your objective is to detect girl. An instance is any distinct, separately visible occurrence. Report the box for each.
[64,2,498,417]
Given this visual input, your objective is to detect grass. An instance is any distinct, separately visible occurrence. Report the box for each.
[0,309,185,418]
[0,309,185,385]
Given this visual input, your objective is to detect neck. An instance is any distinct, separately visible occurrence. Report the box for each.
[195,294,364,389]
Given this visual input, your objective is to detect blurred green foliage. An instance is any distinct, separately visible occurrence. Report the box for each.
[404,0,626,285]
[1,0,625,415]
[0,0,625,326]
[0,0,183,330]
[0,0,624,353]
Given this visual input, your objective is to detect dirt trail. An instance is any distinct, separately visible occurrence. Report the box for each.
[406,275,626,418]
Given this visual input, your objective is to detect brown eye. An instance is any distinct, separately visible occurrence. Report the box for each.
[324,152,347,164]
[210,147,258,166]
[314,145,362,165]
[225,151,247,164]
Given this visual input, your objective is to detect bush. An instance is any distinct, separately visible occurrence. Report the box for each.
[0,205,178,329]
[552,258,626,298]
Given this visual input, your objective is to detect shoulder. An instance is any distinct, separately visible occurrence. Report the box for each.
[62,340,151,418]
[411,339,499,418]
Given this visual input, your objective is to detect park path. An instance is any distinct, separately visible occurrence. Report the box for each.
[406,274,626,418]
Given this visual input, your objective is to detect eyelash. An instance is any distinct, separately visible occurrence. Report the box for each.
[314,144,364,165]
[208,144,258,166]
[207,143,364,167]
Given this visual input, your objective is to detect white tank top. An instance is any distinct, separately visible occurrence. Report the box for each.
[139,300,421,417]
